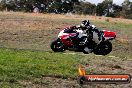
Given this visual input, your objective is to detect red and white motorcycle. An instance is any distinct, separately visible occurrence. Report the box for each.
[51,26,116,55]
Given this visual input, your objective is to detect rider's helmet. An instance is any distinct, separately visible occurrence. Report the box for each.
[80,20,90,27]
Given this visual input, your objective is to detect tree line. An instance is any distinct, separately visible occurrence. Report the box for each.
[0,0,131,19]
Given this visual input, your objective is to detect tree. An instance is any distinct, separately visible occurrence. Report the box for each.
[121,0,132,19]
[0,0,79,13]
[0,0,6,11]
[62,0,73,13]
[0,0,16,11]
[112,4,122,17]
[47,0,79,13]
[96,0,113,16]
[47,1,62,13]
[74,1,96,15]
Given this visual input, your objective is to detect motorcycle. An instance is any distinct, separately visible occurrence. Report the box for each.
[50,26,116,55]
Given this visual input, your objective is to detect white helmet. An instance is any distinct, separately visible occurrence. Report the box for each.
[80,20,90,27]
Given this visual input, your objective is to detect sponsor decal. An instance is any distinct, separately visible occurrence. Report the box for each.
[78,66,131,84]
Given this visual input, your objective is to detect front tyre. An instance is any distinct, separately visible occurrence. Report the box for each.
[50,38,65,52]
[94,41,112,55]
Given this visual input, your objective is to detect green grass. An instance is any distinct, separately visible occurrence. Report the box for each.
[0,48,81,86]
[0,48,131,87]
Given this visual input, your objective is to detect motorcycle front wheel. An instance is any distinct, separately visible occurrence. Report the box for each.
[50,38,65,52]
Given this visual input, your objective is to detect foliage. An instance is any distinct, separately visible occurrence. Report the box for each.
[96,0,113,16]
[74,2,96,15]
[96,0,131,18]
[0,0,131,19]
[121,0,132,19]
[0,1,6,11]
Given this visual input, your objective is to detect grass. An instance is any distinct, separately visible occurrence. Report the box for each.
[0,48,131,87]
[0,48,82,79]
[0,48,81,87]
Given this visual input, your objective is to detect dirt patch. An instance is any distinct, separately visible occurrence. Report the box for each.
[19,77,79,88]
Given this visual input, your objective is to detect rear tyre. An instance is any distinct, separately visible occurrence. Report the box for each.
[50,38,65,52]
[94,41,112,55]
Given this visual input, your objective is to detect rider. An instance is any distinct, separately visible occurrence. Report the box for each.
[67,20,101,49]
[76,20,101,44]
